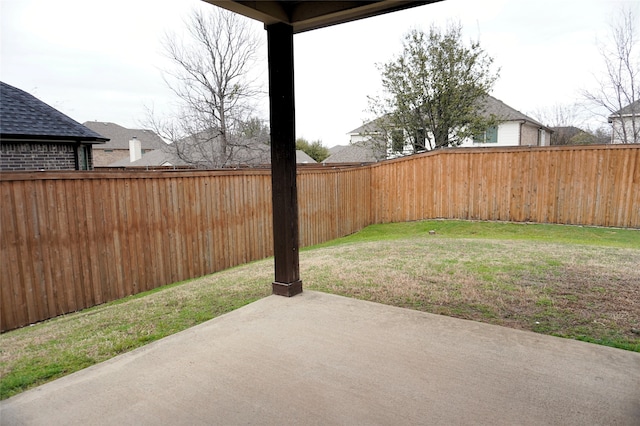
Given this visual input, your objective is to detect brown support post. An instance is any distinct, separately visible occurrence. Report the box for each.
[267,23,302,297]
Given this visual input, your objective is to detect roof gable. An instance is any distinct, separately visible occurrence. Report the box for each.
[347,116,390,135]
[349,95,551,134]
[83,121,167,150]
[0,82,108,143]
[108,145,316,168]
[329,145,348,154]
[324,142,382,163]
[108,148,188,167]
[478,95,547,128]
[610,99,640,117]
[295,150,316,163]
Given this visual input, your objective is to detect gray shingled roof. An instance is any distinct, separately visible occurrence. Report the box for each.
[107,142,314,167]
[478,95,548,128]
[610,100,640,117]
[328,145,348,154]
[0,81,108,142]
[323,143,383,163]
[108,148,188,167]
[83,121,166,150]
[347,117,389,135]
[348,95,550,135]
[296,150,316,163]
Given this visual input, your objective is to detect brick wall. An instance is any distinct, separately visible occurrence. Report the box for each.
[0,142,92,171]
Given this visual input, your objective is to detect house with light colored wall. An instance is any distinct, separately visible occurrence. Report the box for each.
[608,100,639,144]
[83,121,167,166]
[459,95,551,148]
[348,95,552,159]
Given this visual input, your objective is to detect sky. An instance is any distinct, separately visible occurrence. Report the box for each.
[1,0,636,147]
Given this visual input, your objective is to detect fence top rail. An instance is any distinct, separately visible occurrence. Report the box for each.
[1,144,637,181]
[368,143,640,167]
[0,168,275,182]
[0,166,376,182]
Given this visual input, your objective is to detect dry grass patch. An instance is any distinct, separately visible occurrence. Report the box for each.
[303,238,640,350]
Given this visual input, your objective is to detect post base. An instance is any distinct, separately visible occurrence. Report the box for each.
[272,280,303,297]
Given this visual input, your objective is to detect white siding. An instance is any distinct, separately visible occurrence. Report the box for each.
[459,121,521,147]
[496,122,520,146]
[539,129,548,146]
[349,134,370,144]
[355,120,532,158]
[611,118,640,144]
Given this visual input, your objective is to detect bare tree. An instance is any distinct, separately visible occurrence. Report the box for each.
[148,8,265,167]
[533,103,583,128]
[532,103,585,145]
[584,6,639,144]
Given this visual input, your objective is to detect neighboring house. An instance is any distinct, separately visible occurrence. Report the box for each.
[328,145,348,155]
[0,81,108,171]
[107,139,315,168]
[549,126,584,145]
[82,121,167,166]
[107,147,189,168]
[347,120,387,146]
[323,142,385,163]
[348,95,553,159]
[104,126,316,168]
[549,126,606,145]
[164,129,271,168]
[296,150,316,164]
[459,95,552,148]
[608,100,640,144]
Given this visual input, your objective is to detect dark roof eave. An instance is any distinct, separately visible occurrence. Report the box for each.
[515,119,553,133]
[0,134,109,144]
[608,113,639,120]
[205,1,439,34]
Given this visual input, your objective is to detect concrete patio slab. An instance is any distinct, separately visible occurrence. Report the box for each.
[2,290,639,425]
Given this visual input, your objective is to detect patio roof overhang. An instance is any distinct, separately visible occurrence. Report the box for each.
[205,1,439,33]
[203,1,444,297]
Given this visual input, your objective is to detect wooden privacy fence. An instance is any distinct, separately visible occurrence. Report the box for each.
[1,144,638,331]
[0,167,372,331]
[372,144,639,227]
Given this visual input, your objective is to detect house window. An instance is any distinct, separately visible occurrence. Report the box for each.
[77,145,90,170]
[414,128,426,152]
[391,130,404,152]
[474,126,498,144]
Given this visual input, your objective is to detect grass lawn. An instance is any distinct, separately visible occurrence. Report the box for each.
[1,220,639,400]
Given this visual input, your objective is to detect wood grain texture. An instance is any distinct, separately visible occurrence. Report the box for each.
[1,145,638,331]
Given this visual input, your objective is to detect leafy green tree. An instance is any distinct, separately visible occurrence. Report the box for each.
[295,138,330,162]
[368,22,499,153]
[239,117,270,145]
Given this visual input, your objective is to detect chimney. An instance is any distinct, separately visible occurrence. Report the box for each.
[129,137,142,162]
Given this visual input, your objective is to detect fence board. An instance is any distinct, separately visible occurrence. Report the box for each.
[1,145,638,331]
